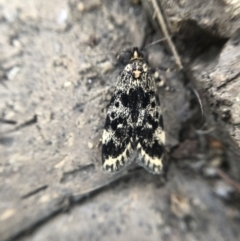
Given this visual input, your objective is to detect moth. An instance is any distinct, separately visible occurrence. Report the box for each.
[102,47,165,174]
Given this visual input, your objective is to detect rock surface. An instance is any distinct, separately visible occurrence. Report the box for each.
[0,0,240,241]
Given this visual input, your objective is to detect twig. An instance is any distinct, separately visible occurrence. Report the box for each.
[0,115,37,134]
[215,168,240,194]
[150,0,183,70]
[189,84,204,124]
[143,36,170,49]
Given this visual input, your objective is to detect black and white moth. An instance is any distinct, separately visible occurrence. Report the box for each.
[102,47,165,174]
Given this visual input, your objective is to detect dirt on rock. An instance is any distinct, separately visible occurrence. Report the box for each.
[0,1,240,241]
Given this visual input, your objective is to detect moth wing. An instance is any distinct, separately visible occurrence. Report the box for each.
[102,76,134,173]
[136,91,165,174]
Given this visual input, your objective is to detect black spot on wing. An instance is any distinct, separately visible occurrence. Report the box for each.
[121,156,125,165]
[140,139,164,159]
[110,116,124,131]
[102,138,127,160]
[136,123,153,140]
[136,87,151,109]
[147,115,158,131]
[105,164,114,172]
[116,125,132,140]
[111,112,116,118]
[120,92,129,107]
[105,115,111,128]
[116,160,120,169]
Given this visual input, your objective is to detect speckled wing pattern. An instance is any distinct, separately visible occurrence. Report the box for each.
[102,47,165,174]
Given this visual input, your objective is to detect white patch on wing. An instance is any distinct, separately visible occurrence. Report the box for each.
[103,140,135,173]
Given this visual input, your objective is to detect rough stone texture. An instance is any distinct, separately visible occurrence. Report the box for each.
[0,0,240,241]
[158,0,240,142]
[191,30,240,146]
[153,0,240,177]
[160,0,240,38]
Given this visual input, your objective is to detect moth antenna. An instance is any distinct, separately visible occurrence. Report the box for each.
[143,36,171,50]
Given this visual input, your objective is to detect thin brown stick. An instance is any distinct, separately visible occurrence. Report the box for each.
[150,0,183,70]
[143,36,169,49]
[215,168,240,194]
[189,84,204,123]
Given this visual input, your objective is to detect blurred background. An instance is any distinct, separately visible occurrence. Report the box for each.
[0,0,240,240]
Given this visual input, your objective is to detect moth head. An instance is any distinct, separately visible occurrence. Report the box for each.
[130,47,143,61]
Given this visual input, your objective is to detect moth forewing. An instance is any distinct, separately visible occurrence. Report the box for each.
[102,47,165,174]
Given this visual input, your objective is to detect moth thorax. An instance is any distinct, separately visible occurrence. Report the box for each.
[133,69,142,79]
